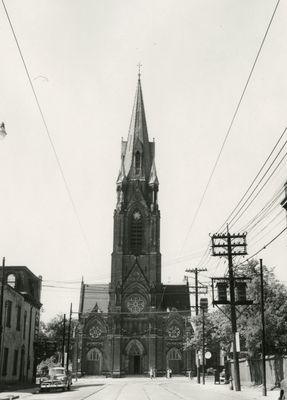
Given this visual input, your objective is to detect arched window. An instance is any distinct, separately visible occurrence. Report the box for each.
[130,210,143,254]
[7,274,16,288]
[87,348,102,361]
[167,348,182,361]
[135,151,141,174]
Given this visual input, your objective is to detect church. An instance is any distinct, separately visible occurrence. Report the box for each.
[77,74,194,377]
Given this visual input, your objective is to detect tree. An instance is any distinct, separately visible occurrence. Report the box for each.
[37,313,77,365]
[236,259,287,357]
[187,259,287,358]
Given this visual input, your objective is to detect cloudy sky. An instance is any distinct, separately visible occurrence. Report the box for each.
[0,0,286,321]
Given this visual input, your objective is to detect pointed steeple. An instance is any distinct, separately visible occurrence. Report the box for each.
[123,75,152,179]
[149,157,159,186]
[116,155,126,185]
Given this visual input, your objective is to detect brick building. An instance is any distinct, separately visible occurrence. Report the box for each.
[0,266,42,383]
[77,76,194,377]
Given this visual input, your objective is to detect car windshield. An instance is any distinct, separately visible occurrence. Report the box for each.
[50,368,65,375]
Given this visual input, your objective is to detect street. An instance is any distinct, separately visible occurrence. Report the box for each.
[3,377,279,400]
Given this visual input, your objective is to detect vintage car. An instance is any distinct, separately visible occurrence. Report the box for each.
[40,367,72,391]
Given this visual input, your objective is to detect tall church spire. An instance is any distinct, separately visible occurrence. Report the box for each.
[122,75,152,180]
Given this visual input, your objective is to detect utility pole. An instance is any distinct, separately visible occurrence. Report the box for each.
[260,259,267,397]
[200,298,208,386]
[227,232,241,392]
[211,229,247,392]
[66,304,72,373]
[0,257,5,371]
[62,314,66,368]
[185,267,207,383]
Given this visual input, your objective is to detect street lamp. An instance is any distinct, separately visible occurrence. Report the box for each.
[0,122,7,139]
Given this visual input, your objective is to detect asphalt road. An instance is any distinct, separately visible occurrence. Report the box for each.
[2,377,279,400]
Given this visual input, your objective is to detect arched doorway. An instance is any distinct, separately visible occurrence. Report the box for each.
[86,348,103,375]
[125,339,144,375]
[166,347,182,374]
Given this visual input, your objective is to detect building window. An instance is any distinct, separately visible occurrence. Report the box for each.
[167,348,182,361]
[135,151,141,174]
[7,273,16,288]
[87,348,101,361]
[16,305,21,331]
[34,311,39,339]
[130,210,143,254]
[13,349,19,376]
[2,348,9,376]
[6,300,12,328]
[23,311,27,339]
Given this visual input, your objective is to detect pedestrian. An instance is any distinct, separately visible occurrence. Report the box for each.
[149,367,153,379]
[170,368,172,378]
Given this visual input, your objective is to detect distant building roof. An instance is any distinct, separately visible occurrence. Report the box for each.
[160,284,190,312]
[79,283,109,314]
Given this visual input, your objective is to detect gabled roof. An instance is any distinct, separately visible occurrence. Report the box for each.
[160,284,190,311]
[79,283,109,314]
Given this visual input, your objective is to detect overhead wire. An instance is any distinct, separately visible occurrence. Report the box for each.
[1,0,95,267]
[239,185,284,232]
[218,127,287,232]
[237,226,287,267]
[179,0,281,254]
[229,140,287,228]
[247,213,286,248]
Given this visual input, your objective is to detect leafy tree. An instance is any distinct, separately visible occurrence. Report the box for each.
[188,260,287,358]
[236,259,287,356]
[37,313,77,365]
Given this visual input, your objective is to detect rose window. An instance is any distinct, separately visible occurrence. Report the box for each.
[167,325,181,338]
[89,325,102,338]
[126,294,145,313]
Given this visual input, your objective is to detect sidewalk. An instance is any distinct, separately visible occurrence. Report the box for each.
[192,377,280,400]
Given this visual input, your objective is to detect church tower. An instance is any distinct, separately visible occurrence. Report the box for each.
[78,74,193,378]
[110,73,161,311]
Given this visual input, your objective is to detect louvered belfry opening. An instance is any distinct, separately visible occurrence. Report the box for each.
[130,211,143,254]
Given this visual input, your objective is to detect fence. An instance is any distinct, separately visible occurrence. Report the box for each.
[231,355,287,386]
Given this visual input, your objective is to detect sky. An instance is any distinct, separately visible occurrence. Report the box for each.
[0,0,286,322]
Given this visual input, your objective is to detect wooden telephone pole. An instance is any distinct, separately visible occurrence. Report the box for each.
[211,229,247,392]
[185,267,207,383]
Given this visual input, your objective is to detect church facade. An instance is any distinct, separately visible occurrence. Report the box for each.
[77,76,194,377]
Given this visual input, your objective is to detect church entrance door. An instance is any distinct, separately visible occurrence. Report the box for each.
[167,348,182,375]
[126,339,144,375]
[128,355,141,374]
[86,348,103,375]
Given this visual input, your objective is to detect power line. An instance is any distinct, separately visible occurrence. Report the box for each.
[230,147,287,228]
[248,213,285,248]
[1,0,94,266]
[237,226,287,266]
[218,127,287,231]
[180,0,281,253]
[239,185,284,232]
[199,129,286,276]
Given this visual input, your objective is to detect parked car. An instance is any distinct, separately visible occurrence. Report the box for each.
[40,367,72,392]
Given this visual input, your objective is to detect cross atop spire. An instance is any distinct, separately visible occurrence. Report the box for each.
[137,62,142,79]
